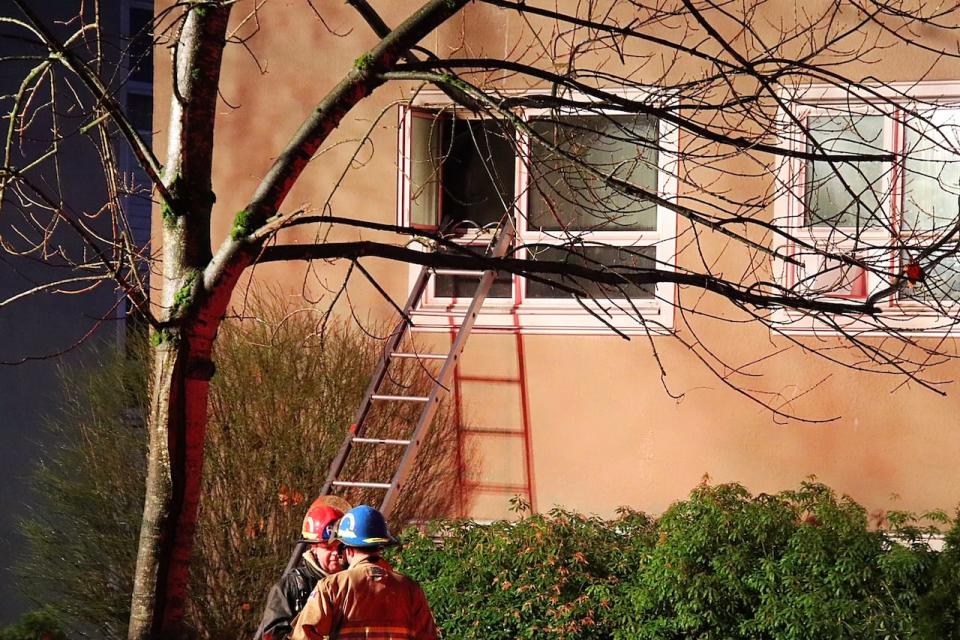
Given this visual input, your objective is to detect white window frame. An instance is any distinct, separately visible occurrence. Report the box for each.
[772,81,960,336]
[397,89,679,335]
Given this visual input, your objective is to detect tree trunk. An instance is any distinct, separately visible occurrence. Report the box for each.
[128,328,216,640]
[123,1,471,636]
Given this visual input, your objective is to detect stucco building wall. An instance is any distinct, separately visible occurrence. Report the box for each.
[153,0,960,523]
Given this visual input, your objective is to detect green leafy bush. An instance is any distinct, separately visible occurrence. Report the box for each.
[915,514,960,639]
[393,507,656,640]
[392,482,957,640]
[614,481,939,640]
[0,608,66,640]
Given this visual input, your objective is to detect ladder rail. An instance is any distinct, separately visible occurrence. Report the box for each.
[282,268,431,578]
[317,267,432,498]
[281,218,515,580]
[380,218,516,517]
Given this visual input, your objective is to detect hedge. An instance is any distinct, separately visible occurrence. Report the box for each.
[391,482,960,640]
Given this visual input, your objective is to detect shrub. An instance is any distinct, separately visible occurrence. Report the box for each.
[392,482,955,640]
[0,608,67,640]
[915,514,960,639]
[18,299,465,638]
[392,507,657,640]
[186,304,465,637]
[16,337,147,638]
[614,481,940,640]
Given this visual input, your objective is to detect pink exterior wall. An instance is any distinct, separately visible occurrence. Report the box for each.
[154,1,960,523]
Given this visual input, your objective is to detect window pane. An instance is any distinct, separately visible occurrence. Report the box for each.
[432,243,512,298]
[127,7,154,83]
[434,271,513,298]
[409,113,443,227]
[805,114,885,229]
[525,245,655,299]
[440,119,515,229]
[126,91,153,137]
[901,253,960,302]
[528,115,658,232]
[902,111,960,233]
[794,250,867,299]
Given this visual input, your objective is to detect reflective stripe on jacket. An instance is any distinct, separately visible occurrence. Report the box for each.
[291,557,438,640]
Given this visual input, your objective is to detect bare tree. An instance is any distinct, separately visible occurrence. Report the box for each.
[3,0,960,637]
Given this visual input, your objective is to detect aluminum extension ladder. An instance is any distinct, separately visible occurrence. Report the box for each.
[280,217,516,575]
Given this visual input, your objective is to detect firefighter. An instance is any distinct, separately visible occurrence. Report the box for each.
[291,505,439,640]
[255,499,347,640]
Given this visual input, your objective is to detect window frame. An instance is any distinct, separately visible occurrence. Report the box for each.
[772,81,960,335]
[398,89,679,335]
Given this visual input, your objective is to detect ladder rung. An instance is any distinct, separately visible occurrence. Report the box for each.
[352,437,412,446]
[391,352,447,360]
[433,269,485,277]
[371,394,430,402]
[332,480,392,489]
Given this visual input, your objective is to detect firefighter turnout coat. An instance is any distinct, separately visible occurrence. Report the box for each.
[291,556,438,640]
[256,552,330,640]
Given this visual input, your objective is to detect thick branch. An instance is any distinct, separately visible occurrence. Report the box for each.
[257,240,881,316]
[238,0,472,234]
[162,1,231,274]
[344,0,482,110]
[202,0,472,329]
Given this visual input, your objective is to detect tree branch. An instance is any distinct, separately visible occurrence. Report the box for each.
[237,0,473,236]
[388,59,892,163]
[257,240,882,316]
[201,0,473,348]
[10,1,170,207]
[343,0,483,110]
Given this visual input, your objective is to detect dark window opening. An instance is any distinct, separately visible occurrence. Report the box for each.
[434,271,513,298]
[439,118,515,230]
[408,112,515,231]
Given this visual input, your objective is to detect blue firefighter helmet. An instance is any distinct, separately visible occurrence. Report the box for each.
[335,505,397,548]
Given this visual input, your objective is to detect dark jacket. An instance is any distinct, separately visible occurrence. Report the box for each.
[255,555,328,640]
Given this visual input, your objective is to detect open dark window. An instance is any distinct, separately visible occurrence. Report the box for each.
[400,98,676,329]
[406,109,516,298]
[407,109,516,232]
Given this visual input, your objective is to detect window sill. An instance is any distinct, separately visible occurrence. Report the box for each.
[410,302,674,336]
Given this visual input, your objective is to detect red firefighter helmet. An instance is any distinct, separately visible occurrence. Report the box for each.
[299,498,345,544]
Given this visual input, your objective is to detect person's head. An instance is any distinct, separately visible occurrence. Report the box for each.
[299,499,346,573]
[335,505,396,566]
